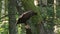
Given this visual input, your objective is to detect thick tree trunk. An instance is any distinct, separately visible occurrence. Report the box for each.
[8,0,17,34]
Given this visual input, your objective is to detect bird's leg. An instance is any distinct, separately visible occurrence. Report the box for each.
[25,23,30,29]
[25,23,32,34]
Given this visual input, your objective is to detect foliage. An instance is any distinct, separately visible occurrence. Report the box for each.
[0,0,60,34]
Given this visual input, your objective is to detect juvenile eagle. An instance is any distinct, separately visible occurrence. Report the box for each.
[16,10,37,25]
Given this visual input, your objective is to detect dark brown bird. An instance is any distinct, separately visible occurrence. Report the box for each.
[16,10,37,25]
